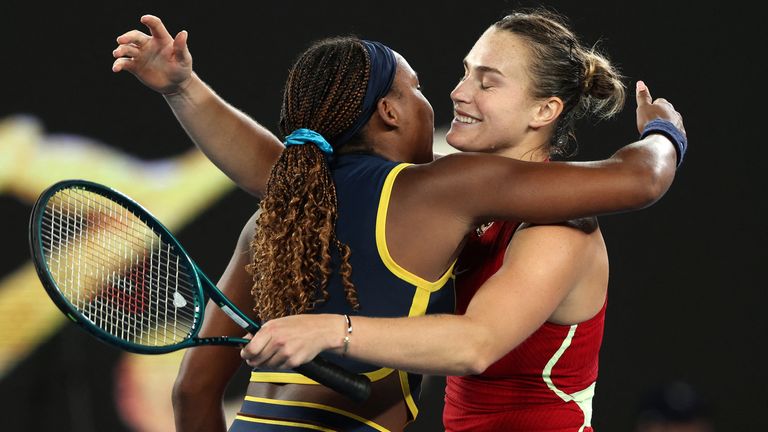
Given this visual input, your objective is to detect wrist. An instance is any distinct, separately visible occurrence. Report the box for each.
[321,314,346,354]
[341,314,352,356]
[162,72,199,98]
[325,314,353,355]
[640,118,687,168]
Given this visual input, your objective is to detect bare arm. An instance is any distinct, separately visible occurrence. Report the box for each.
[162,74,283,197]
[113,15,283,197]
[239,223,595,375]
[400,82,685,226]
[172,212,259,432]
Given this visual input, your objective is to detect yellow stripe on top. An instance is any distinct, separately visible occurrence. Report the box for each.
[375,163,456,421]
[242,396,390,432]
[233,415,337,431]
[252,161,455,422]
[375,163,456,291]
[251,365,394,384]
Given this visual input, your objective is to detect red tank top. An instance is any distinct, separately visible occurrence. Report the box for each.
[443,220,606,431]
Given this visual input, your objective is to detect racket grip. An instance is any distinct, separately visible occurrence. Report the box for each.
[294,356,371,402]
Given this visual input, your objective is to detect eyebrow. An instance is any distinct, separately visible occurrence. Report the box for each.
[463,60,505,77]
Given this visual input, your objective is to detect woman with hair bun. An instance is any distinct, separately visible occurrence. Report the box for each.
[113,8,687,431]
[240,10,685,431]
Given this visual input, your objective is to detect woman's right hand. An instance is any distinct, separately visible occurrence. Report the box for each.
[112,14,193,95]
[241,314,345,370]
[635,80,686,138]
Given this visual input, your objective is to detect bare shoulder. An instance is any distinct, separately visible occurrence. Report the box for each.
[505,218,602,268]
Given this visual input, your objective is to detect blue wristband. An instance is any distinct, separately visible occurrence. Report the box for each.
[640,119,687,168]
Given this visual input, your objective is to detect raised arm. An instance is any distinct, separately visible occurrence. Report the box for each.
[401,81,687,226]
[172,211,259,432]
[239,222,595,375]
[112,15,283,197]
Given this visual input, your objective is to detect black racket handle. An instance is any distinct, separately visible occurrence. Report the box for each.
[294,356,371,402]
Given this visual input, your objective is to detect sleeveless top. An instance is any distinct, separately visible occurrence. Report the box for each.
[444,220,606,432]
[249,153,456,421]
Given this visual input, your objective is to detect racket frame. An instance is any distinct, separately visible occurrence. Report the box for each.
[29,179,258,354]
[29,179,371,402]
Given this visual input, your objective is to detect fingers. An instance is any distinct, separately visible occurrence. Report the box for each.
[240,326,293,369]
[111,41,142,73]
[635,80,652,107]
[241,332,272,367]
[116,29,150,47]
[113,44,140,59]
[173,30,189,63]
[240,325,313,370]
[112,57,132,73]
[242,341,292,369]
[140,14,172,39]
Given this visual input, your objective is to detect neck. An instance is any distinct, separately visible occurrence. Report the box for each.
[493,144,549,162]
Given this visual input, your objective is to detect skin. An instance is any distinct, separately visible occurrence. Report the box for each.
[240,28,625,375]
[112,18,284,197]
[113,15,686,432]
[447,27,553,157]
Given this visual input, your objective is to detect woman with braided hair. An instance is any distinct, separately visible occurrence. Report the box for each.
[113,9,687,431]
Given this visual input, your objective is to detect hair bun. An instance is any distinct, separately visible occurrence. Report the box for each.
[582,57,597,95]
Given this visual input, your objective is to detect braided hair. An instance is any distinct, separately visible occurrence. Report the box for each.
[248,37,370,321]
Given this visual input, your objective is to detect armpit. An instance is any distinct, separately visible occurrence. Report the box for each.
[519,217,599,234]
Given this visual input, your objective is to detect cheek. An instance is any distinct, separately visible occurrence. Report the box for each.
[483,98,525,130]
[419,94,433,116]
[418,98,434,130]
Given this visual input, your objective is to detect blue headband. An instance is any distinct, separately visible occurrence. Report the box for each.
[284,128,334,155]
[333,40,398,147]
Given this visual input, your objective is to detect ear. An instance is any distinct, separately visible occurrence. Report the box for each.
[374,94,401,129]
[529,96,564,128]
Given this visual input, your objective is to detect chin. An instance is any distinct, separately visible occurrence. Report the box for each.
[446,130,476,153]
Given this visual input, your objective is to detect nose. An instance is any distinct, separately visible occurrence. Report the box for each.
[450,79,471,106]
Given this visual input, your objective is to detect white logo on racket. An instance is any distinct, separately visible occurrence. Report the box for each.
[173,291,187,308]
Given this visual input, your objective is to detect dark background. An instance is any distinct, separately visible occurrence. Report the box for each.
[1,0,764,430]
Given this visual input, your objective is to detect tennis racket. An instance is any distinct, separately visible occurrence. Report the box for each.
[28,179,371,402]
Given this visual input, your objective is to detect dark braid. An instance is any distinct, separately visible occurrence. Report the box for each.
[248,37,368,321]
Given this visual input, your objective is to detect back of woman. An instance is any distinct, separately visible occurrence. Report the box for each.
[235,37,456,431]
[240,152,456,431]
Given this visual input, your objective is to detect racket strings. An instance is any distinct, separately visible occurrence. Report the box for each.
[40,188,199,347]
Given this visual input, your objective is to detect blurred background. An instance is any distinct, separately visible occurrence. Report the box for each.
[0,0,763,430]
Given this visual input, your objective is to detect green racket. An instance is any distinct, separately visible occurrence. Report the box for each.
[28,179,371,402]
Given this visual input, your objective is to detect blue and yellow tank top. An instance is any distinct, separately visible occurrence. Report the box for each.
[249,153,456,419]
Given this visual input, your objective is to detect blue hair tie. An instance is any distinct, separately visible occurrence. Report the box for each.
[284,128,334,155]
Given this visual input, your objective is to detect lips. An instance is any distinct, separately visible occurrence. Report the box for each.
[453,108,481,124]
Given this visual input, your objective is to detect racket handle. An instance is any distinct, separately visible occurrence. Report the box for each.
[294,356,372,402]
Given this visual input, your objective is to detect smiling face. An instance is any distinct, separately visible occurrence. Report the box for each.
[445,27,545,158]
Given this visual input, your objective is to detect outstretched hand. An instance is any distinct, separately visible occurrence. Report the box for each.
[112,14,193,95]
[635,80,686,138]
